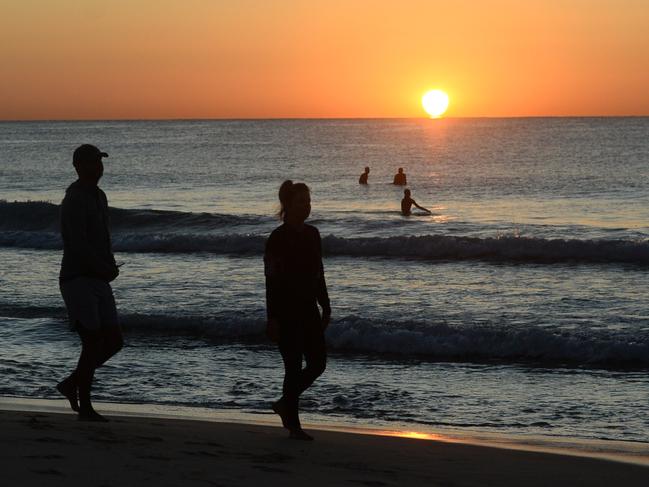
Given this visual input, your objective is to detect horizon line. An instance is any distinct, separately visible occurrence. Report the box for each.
[1,115,649,123]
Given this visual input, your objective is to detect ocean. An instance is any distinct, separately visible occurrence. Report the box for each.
[1,118,648,443]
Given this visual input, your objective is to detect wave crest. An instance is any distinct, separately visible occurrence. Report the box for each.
[4,304,646,368]
[2,230,648,265]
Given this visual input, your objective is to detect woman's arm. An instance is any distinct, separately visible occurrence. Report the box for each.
[314,230,331,327]
[264,233,282,338]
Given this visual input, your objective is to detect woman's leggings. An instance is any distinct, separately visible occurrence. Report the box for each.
[278,315,327,428]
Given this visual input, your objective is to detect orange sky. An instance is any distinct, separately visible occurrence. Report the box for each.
[1,0,648,119]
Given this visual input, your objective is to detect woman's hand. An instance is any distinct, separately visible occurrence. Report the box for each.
[266,318,279,342]
[321,313,331,330]
[100,263,119,282]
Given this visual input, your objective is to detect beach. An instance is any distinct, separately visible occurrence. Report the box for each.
[3,403,648,487]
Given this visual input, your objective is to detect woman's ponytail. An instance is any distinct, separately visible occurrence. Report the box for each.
[277,180,310,221]
[278,180,294,220]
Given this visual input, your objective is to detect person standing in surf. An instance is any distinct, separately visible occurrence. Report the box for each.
[57,144,123,422]
[264,180,331,441]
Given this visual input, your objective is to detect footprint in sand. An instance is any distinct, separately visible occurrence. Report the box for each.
[25,454,65,460]
[30,468,64,476]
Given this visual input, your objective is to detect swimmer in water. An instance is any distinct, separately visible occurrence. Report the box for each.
[359,166,370,185]
[401,189,431,216]
[393,168,407,186]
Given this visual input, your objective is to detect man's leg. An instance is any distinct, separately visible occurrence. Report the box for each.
[56,323,124,412]
[75,326,108,421]
[96,326,123,368]
[96,281,122,368]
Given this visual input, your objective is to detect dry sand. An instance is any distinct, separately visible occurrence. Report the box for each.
[2,408,648,487]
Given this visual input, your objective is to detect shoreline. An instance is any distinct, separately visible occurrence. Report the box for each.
[2,396,648,468]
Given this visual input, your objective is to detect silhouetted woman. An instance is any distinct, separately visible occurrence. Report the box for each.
[264,180,331,441]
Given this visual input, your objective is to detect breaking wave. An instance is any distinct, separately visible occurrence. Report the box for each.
[4,304,647,368]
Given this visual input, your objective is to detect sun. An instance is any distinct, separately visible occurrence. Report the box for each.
[422,90,449,118]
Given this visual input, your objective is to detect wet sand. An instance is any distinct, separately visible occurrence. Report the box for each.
[2,407,648,487]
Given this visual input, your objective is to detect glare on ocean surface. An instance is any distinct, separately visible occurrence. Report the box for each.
[422,90,449,118]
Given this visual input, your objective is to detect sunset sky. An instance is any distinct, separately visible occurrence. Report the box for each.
[1,0,648,119]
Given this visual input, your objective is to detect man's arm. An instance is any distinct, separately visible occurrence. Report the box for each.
[413,200,432,214]
[99,190,118,268]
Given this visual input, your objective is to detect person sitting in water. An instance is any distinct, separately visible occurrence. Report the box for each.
[393,167,407,185]
[359,166,370,184]
[401,189,431,216]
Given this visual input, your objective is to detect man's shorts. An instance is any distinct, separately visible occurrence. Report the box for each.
[60,277,119,331]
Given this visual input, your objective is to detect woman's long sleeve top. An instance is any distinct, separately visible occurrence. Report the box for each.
[264,223,331,322]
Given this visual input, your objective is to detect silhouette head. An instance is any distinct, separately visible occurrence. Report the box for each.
[404,189,411,197]
[398,168,404,174]
[279,180,311,223]
[73,144,108,183]
[364,166,370,173]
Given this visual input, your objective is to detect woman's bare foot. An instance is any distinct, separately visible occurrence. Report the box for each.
[272,398,289,428]
[56,377,79,412]
[78,407,109,422]
[289,428,314,441]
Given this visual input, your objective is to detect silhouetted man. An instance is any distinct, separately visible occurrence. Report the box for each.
[57,144,123,422]
[393,167,407,185]
[401,188,431,216]
[359,166,370,184]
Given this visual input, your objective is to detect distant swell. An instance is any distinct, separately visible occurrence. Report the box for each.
[1,201,648,264]
[0,231,268,255]
[324,234,649,264]
[4,304,648,368]
[0,200,268,232]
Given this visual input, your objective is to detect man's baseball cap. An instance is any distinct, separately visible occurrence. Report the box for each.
[73,144,108,165]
